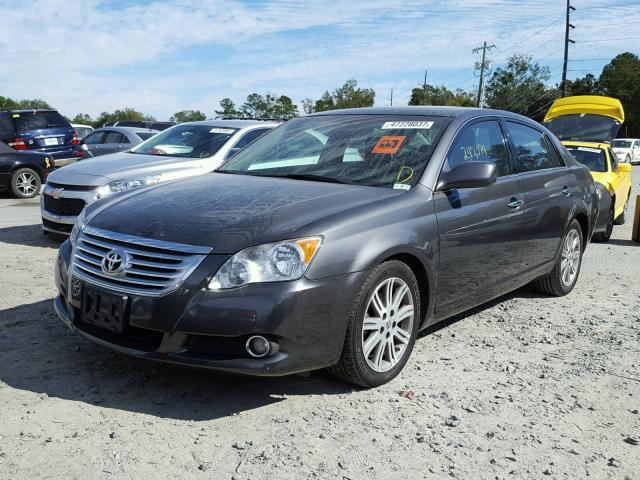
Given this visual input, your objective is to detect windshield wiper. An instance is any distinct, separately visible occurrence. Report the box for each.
[268,173,353,185]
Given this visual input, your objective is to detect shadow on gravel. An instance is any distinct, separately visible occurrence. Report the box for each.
[0,299,353,421]
[419,286,546,338]
[0,223,64,248]
[606,238,639,247]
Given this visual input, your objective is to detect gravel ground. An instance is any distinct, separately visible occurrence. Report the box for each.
[1,169,639,480]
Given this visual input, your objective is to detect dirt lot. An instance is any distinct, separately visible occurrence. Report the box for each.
[1,169,639,480]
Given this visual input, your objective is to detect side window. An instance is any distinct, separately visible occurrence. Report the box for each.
[103,131,123,144]
[446,120,511,176]
[543,135,564,168]
[119,134,131,144]
[608,149,618,171]
[506,122,559,172]
[233,128,270,150]
[83,132,104,145]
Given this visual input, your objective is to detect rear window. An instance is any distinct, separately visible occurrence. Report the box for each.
[612,140,632,148]
[566,146,607,172]
[546,114,621,143]
[136,132,156,141]
[12,111,69,131]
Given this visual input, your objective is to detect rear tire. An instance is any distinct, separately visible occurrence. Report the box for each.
[10,168,41,199]
[592,201,614,242]
[328,260,420,388]
[532,219,583,297]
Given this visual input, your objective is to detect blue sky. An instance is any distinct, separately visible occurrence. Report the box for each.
[0,0,638,119]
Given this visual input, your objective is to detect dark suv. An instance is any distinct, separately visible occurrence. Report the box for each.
[0,109,80,160]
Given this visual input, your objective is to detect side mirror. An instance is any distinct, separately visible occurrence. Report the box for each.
[617,162,632,173]
[436,161,497,191]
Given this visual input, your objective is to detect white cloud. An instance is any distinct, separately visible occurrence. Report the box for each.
[0,0,636,118]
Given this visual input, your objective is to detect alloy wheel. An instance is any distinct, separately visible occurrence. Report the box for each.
[16,172,38,196]
[361,277,415,373]
[560,229,581,287]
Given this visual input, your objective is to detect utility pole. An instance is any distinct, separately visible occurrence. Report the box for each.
[422,70,428,105]
[561,0,576,97]
[473,41,495,108]
[390,87,393,106]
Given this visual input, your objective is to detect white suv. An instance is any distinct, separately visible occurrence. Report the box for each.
[612,138,640,164]
[41,119,279,235]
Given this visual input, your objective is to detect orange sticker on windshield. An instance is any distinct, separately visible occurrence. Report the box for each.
[372,136,405,155]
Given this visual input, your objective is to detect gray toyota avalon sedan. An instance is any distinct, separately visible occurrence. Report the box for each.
[53,107,598,387]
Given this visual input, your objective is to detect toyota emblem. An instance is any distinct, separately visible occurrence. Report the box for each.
[101,249,128,275]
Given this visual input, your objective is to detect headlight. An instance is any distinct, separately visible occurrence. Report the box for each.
[69,208,86,246]
[97,175,160,199]
[208,237,322,290]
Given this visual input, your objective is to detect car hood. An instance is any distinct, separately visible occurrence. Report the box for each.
[48,151,212,186]
[86,173,404,253]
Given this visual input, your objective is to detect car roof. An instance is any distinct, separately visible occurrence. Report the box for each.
[307,106,535,122]
[94,126,159,134]
[0,109,58,113]
[185,119,281,128]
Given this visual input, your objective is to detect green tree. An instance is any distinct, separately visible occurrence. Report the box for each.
[171,110,206,123]
[568,73,601,96]
[0,96,52,110]
[484,54,556,121]
[314,80,375,112]
[93,108,149,127]
[238,93,299,119]
[598,52,640,137]
[70,113,93,125]
[408,85,475,107]
[215,98,240,118]
[301,98,315,115]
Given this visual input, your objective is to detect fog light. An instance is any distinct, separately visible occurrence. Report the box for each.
[246,336,271,358]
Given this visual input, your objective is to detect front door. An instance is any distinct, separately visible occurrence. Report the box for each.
[434,119,525,319]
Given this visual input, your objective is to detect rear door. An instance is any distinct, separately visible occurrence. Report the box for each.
[434,119,525,318]
[504,121,573,273]
[101,131,128,154]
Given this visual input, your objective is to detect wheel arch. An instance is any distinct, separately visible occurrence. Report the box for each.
[380,251,434,330]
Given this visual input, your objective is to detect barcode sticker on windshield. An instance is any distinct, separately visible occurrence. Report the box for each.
[393,183,411,190]
[382,121,433,129]
[577,147,601,153]
[209,128,235,134]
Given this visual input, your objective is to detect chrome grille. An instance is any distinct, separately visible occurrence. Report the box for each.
[72,226,211,297]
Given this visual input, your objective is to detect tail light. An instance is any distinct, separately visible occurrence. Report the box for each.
[72,150,85,158]
[71,133,79,145]
[8,137,27,150]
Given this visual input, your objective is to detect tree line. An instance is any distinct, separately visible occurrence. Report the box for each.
[1,51,637,135]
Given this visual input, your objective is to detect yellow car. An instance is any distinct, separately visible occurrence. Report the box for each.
[545,96,632,242]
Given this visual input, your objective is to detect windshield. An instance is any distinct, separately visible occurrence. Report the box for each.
[612,140,632,148]
[13,111,68,131]
[218,115,449,188]
[130,124,237,158]
[566,146,607,172]
[546,114,621,142]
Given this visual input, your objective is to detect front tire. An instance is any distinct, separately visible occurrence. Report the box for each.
[10,168,41,198]
[329,260,420,387]
[532,219,583,296]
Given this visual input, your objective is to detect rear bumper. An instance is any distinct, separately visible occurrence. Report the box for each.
[54,240,366,376]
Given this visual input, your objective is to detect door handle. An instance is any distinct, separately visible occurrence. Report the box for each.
[562,187,571,196]
[508,199,524,209]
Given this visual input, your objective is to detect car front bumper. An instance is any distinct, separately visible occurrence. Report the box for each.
[54,240,366,376]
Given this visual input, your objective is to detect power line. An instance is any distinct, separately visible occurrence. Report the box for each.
[572,3,640,11]
[575,36,640,43]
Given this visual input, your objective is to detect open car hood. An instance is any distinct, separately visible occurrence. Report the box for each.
[544,96,624,143]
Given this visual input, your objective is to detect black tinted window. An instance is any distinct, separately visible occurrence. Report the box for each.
[83,132,105,145]
[0,113,13,136]
[103,131,124,144]
[507,122,561,171]
[446,120,511,176]
[566,146,606,172]
[13,111,69,131]
[234,128,271,149]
